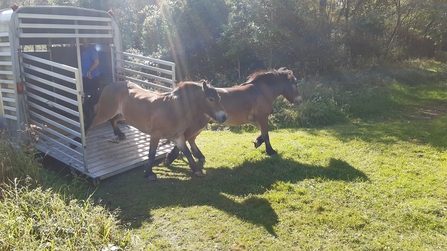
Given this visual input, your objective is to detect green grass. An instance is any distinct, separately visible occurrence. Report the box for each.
[0,136,141,250]
[2,59,447,250]
[92,120,447,250]
[0,132,41,185]
[0,181,138,250]
[89,60,447,250]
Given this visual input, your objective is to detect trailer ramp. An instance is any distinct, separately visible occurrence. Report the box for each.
[37,122,173,182]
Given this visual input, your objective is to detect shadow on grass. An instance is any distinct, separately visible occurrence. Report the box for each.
[93,155,367,236]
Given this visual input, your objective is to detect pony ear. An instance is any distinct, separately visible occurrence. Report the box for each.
[287,70,294,80]
[202,80,208,91]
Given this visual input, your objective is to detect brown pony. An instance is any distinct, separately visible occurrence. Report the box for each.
[165,67,302,166]
[83,80,227,180]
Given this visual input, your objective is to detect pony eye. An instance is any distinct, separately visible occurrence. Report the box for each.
[208,97,215,102]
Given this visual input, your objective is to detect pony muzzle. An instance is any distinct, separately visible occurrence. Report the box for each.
[214,111,228,123]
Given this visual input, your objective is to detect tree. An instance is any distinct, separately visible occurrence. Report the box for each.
[5,0,447,80]
[138,0,230,80]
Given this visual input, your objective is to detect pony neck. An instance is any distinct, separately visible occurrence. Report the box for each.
[252,78,288,102]
[172,82,202,112]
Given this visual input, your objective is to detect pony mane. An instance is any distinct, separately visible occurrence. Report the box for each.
[244,67,293,85]
[173,81,200,91]
[172,80,212,96]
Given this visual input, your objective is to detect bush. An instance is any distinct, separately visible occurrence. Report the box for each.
[0,130,144,250]
[270,97,347,128]
[277,71,398,127]
[0,181,140,250]
[0,132,40,185]
[347,84,396,117]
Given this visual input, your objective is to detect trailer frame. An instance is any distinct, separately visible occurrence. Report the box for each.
[0,6,176,184]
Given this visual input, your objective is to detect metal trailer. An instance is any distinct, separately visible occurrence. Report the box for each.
[0,5,176,185]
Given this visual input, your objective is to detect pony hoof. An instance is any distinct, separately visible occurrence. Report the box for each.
[146,174,158,181]
[266,150,277,156]
[254,141,261,149]
[118,135,126,140]
[194,171,204,177]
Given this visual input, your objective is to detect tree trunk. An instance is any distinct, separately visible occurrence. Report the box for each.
[385,0,402,60]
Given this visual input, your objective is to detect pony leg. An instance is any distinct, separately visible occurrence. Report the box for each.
[173,137,204,177]
[263,134,277,156]
[144,137,160,181]
[189,136,206,163]
[164,136,205,166]
[164,146,179,166]
[109,114,126,140]
[254,134,265,148]
[165,123,206,165]
[257,117,277,156]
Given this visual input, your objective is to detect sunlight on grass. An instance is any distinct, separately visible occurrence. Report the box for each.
[4,58,441,250]
[390,82,447,108]
[78,60,447,249]
[91,124,447,250]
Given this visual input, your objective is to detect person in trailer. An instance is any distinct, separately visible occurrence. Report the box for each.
[80,37,101,121]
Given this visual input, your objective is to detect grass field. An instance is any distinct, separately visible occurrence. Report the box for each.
[2,60,447,250]
[91,72,447,249]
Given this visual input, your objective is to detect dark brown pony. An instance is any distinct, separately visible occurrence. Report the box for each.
[83,80,227,180]
[165,67,302,166]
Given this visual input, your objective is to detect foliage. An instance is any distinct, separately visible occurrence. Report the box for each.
[0,132,40,186]
[2,0,447,81]
[0,131,90,199]
[271,59,447,127]
[0,180,142,250]
[149,0,231,80]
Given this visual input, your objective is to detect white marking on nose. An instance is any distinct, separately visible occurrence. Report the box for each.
[215,110,228,123]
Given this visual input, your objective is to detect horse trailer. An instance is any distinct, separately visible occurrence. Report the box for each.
[0,5,175,184]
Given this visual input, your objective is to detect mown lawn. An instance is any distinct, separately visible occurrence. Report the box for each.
[92,109,447,250]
